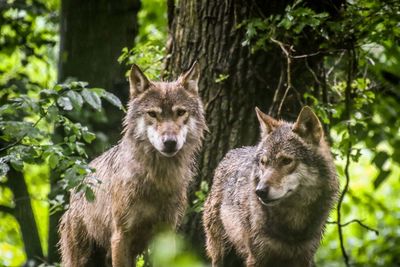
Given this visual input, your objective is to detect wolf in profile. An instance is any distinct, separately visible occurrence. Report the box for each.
[59,62,207,267]
[203,106,339,267]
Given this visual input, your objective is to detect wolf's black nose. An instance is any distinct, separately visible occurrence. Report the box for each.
[163,139,177,152]
[255,185,270,200]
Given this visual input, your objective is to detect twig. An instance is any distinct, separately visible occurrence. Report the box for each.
[305,58,321,86]
[327,219,379,236]
[268,66,284,116]
[270,38,293,117]
[0,113,46,153]
[0,97,57,154]
[0,205,14,214]
[326,51,345,78]
[336,48,356,267]
[204,87,224,113]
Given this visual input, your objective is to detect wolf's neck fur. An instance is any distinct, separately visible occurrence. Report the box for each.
[263,193,329,244]
[119,132,197,184]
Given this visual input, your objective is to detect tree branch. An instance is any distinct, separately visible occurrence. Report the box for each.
[327,219,379,236]
[336,48,356,267]
[0,205,14,214]
[270,38,294,117]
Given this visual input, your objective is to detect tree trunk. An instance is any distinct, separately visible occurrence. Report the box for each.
[165,0,340,264]
[6,169,43,266]
[58,0,140,148]
[48,0,140,263]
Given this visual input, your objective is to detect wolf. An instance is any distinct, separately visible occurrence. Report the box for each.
[59,62,207,267]
[203,106,339,267]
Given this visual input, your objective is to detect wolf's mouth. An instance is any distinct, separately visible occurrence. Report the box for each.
[258,197,281,206]
[159,150,179,157]
[258,189,293,206]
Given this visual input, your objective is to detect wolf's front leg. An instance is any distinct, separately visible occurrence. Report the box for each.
[111,229,136,267]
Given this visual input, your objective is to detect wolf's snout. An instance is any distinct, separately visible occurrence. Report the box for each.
[162,136,177,153]
[255,185,270,201]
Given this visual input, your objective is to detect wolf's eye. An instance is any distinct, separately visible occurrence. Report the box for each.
[280,157,293,166]
[147,111,157,118]
[176,109,187,117]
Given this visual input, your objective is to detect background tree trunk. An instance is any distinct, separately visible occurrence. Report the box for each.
[48,0,140,263]
[6,169,43,266]
[165,0,341,264]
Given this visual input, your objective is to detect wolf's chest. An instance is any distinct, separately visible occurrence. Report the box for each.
[123,174,185,229]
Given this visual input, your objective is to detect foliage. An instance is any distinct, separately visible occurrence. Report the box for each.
[1,0,400,266]
[118,0,167,79]
[0,0,122,265]
[0,82,123,265]
[148,231,206,267]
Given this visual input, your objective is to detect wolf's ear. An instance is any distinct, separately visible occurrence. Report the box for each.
[129,64,150,97]
[255,107,278,136]
[179,61,200,93]
[292,106,323,145]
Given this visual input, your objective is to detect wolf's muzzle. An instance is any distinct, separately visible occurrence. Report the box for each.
[255,185,270,202]
[162,136,178,153]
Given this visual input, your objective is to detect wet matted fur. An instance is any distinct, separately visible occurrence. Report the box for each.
[203,107,339,267]
[59,63,207,267]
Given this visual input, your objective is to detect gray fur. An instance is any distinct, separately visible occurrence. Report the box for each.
[59,64,206,267]
[203,107,339,267]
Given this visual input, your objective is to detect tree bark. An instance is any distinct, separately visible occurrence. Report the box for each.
[6,169,44,266]
[165,0,341,264]
[48,0,140,263]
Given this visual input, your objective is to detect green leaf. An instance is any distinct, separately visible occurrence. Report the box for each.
[81,89,102,111]
[373,170,391,189]
[10,158,24,172]
[66,90,84,110]
[84,186,96,202]
[40,89,58,98]
[46,105,59,121]
[0,161,10,177]
[373,151,389,169]
[49,154,59,169]
[70,81,88,89]
[57,96,73,111]
[102,91,124,110]
[82,131,96,143]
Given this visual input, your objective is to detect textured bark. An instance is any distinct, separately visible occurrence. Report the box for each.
[6,169,43,266]
[48,0,140,263]
[165,0,342,264]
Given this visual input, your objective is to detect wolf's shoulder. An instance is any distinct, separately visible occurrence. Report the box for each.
[221,146,257,164]
[214,146,256,182]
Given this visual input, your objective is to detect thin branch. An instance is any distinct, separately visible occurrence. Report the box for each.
[291,50,322,59]
[337,138,351,267]
[270,38,293,117]
[205,87,224,114]
[0,104,50,153]
[0,205,14,214]
[268,66,284,116]
[327,219,379,236]
[336,48,356,267]
[305,58,321,86]
[326,51,345,78]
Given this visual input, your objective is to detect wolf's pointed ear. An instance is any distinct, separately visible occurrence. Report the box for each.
[129,64,150,97]
[179,61,200,93]
[255,107,278,136]
[292,106,323,145]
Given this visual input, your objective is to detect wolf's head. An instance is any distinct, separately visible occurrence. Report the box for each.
[253,106,330,207]
[123,63,206,157]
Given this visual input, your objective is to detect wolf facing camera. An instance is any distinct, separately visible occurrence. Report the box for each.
[59,62,207,267]
[203,106,339,267]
